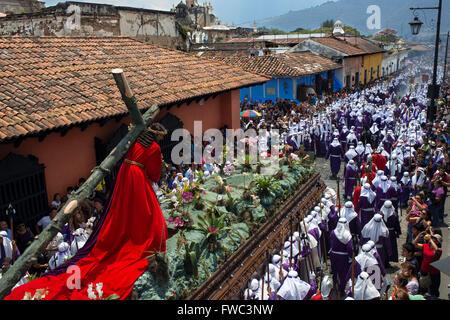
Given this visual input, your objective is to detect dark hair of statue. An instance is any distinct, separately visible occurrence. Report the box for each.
[136,123,167,148]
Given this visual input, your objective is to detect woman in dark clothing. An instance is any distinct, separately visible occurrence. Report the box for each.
[15,222,34,255]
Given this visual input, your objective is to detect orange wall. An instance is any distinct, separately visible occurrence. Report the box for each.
[0,90,240,204]
[157,90,240,133]
[0,119,129,204]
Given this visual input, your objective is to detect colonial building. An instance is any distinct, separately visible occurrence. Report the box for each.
[0,36,268,225]
[288,36,366,89]
[173,0,218,29]
[197,50,342,102]
[0,1,182,48]
[338,36,385,84]
[0,0,44,15]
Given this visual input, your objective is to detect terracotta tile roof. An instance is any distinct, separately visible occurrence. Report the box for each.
[336,36,385,54]
[310,37,366,56]
[0,36,269,143]
[223,38,259,43]
[198,50,341,78]
[280,52,342,74]
[267,38,307,45]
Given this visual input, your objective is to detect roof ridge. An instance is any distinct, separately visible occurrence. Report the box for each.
[0,35,132,39]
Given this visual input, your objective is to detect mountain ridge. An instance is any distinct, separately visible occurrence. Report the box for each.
[240,0,449,38]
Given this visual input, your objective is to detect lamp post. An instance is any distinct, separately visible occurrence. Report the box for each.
[443,31,449,85]
[409,0,442,123]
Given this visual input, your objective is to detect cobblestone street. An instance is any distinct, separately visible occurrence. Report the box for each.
[314,155,450,299]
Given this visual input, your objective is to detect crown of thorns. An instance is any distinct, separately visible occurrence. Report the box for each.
[147,127,168,136]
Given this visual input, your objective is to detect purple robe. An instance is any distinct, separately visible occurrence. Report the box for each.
[339,132,348,151]
[345,260,384,291]
[355,196,375,229]
[286,135,300,151]
[385,214,401,263]
[356,152,365,166]
[298,245,312,281]
[373,251,386,276]
[355,119,364,132]
[347,216,362,238]
[382,136,395,153]
[361,236,392,267]
[329,231,352,293]
[325,144,344,176]
[319,137,328,156]
[308,227,326,263]
[314,135,322,156]
[344,166,358,198]
[375,186,394,212]
[390,187,400,212]
[304,280,317,300]
[304,138,314,152]
[399,181,411,205]
[327,206,339,231]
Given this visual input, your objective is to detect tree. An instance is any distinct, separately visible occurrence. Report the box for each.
[343,25,360,36]
[268,28,287,35]
[290,27,306,33]
[321,19,335,29]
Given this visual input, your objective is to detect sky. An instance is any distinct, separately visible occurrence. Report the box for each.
[42,0,335,25]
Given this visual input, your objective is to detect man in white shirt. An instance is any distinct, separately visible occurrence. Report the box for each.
[35,207,57,234]
[0,220,11,240]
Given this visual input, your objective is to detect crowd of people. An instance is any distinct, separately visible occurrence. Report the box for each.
[0,179,106,289]
[242,54,448,300]
[0,53,448,300]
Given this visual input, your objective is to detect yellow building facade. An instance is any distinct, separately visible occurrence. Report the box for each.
[361,52,383,84]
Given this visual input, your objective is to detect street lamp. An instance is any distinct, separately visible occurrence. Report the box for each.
[409,0,442,124]
[409,16,423,35]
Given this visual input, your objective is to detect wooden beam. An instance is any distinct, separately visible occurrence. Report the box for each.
[37,132,49,142]
[60,127,70,137]
[79,122,89,132]
[13,138,24,148]
[112,69,144,127]
[0,69,160,299]
[98,118,108,127]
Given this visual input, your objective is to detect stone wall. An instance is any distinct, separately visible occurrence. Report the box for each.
[0,0,44,14]
[0,1,179,39]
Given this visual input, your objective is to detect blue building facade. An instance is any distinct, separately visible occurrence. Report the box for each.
[240,70,342,104]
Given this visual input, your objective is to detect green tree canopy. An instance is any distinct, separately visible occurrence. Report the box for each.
[321,19,335,28]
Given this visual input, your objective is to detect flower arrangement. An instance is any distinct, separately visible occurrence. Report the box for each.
[254,176,282,198]
[181,191,193,203]
[225,186,238,213]
[194,170,205,184]
[22,288,49,300]
[195,204,230,251]
[168,217,184,228]
[223,163,235,176]
[87,282,120,300]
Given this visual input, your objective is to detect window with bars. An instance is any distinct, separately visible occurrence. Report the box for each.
[0,153,48,228]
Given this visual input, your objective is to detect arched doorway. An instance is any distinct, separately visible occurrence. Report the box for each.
[94,123,129,190]
[158,113,184,165]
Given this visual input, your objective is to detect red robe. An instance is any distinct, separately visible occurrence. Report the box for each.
[361,162,377,173]
[372,153,387,171]
[362,170,376,186]
[6,141,168,300]
[352,186,362,214]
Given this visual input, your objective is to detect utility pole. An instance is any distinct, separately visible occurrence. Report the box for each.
[442,31,449,86]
